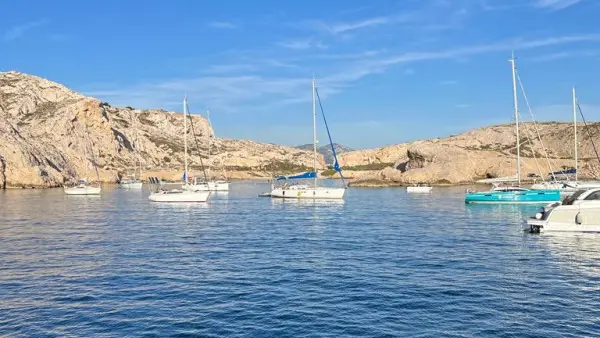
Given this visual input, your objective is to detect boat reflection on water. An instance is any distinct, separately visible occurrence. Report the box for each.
[270,197,345,206]
[210,191,229,197]
[465,202,541,227]
[150,201,209,213]
[537,232,600,287]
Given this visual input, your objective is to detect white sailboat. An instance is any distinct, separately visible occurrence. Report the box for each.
[64,125,102,195]
[120,110,143,189]
[64,178,101,195]
[189,109,230,191]
[407,183,433,193]
[269,77,346,200]
[531,87,600,193]
[148,97,211,203]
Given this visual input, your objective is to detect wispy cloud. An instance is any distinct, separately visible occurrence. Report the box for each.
[480,1,528,11]
[310,50,385,60]
[84,75,309,114]
[263,59,303,70]
[440,80,458,85]
[293,16,398,36]
[202,60,303,74]
[378,34,600,67]
[204,64,257,74]
[480,0,583,11]
[84,34,600,115]
[207,21,237,29]
[327,16,390,34]
[278,38,327,50]
[4,19,49,41]
[528,49,600,61]
[534,0,583,10]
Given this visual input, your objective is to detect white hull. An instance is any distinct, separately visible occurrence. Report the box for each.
[120,182,143,189]
[64,186,101,195]
[531,182,575,191]
[270,186,346,199]
[531,181,600,195]
[407,186,432,193]
[148,190,210,202]
[209,181,229,191]
[525,204,600,233]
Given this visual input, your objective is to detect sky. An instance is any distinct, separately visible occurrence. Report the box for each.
[2,0,600,149]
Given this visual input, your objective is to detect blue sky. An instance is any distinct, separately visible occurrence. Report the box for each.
[2,0,600,149]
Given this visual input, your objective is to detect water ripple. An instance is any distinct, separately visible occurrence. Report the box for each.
[1,185,600,337]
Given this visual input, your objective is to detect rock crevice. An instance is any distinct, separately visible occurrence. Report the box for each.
[0,71,322,188]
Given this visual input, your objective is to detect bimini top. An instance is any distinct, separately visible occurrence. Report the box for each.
[548,168,576,176]
[276,171,316,181]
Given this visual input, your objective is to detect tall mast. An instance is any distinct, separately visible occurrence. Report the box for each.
[312,76,318,189]
[573,86,578,182]
[183,96,188,186]
[510,54,521,186]
[207,109,211,181]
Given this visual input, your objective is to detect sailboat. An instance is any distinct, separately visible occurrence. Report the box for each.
[120,110,143,189]
[268,77,346,199]
[530,87,600,194]
[148,97,211,203]
[188,109,230,191]
[465,56,560,204]
[64,124,102,195]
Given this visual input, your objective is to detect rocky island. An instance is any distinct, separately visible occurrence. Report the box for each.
[1,71,598,188]
[0,71,320,188]
[340,122,600,186]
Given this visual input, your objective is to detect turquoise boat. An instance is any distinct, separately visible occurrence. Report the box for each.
[464,55,561,205]
[465,187,561,204]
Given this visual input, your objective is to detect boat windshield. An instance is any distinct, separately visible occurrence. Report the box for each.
[562,190,586,205]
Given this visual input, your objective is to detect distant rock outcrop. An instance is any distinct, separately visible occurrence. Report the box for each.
[344,123,600,186]
[0,71,323,188]
[295,143,353,164]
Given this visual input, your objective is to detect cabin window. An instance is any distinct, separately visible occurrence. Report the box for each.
[584,191,600,200]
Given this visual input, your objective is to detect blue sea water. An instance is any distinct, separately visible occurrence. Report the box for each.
[1,183,600,337]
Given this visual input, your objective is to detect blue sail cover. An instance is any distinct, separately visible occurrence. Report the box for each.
[315,87,344,181]
[276,171,316,181]
[549,168,576,176]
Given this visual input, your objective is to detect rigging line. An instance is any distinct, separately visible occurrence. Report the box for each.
[516,72,561,181]
[206,110,228,181]
[314,87,346,188]
[576,100,600,169]
[185,103,209,183]
[518,111,545,181]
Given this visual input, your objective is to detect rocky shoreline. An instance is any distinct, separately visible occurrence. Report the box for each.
[3,71,600,189]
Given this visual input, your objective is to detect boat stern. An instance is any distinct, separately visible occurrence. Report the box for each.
[522,216,547,233]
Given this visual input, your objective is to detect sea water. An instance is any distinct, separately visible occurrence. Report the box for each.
[1,183,599,337]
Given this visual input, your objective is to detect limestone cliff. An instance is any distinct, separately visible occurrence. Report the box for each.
[0,71,321,188]
[345,123,600,186]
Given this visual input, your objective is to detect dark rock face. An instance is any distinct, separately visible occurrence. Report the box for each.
[0,153,6,189]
